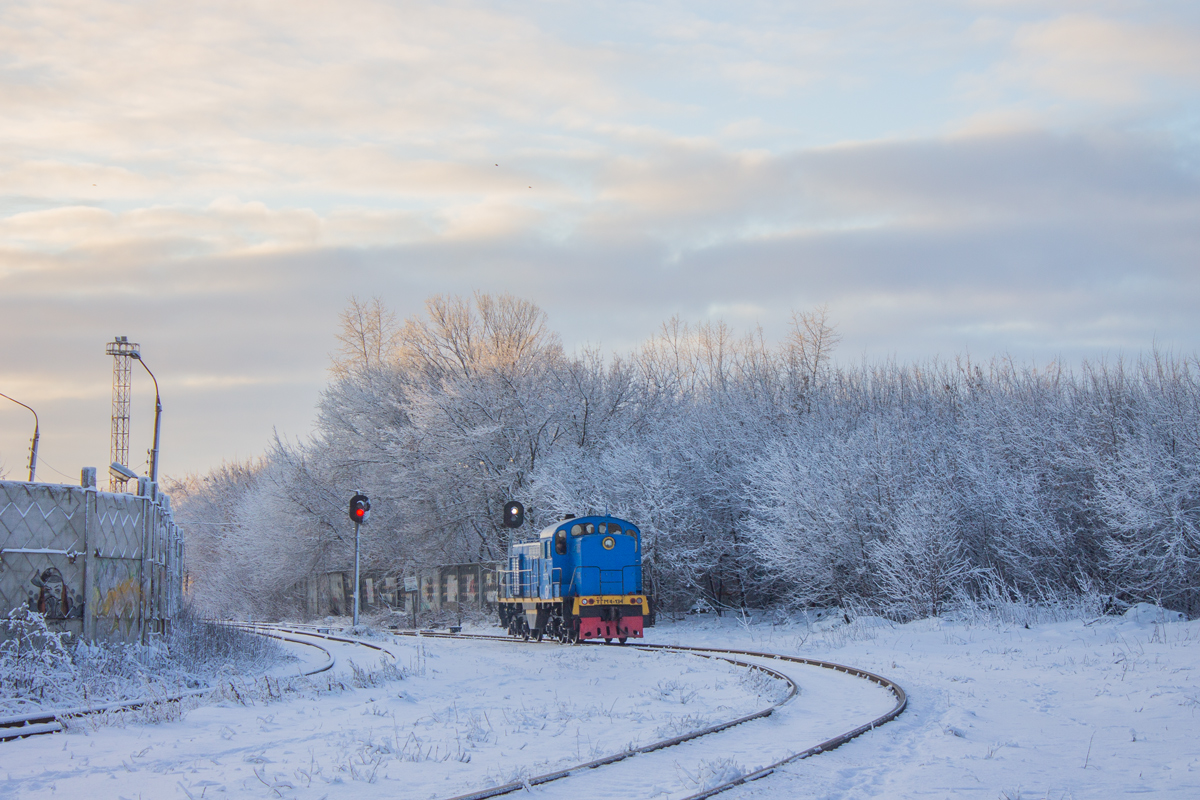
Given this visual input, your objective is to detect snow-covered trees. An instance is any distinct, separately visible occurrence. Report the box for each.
[1092,357,1200,614]
[175,293,1200,620]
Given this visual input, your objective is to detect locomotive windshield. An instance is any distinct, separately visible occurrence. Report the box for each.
[569,521,633,536]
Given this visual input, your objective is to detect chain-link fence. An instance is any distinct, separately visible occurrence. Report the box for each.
[0,472,183,644]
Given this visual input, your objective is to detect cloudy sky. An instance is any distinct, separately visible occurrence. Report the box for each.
[1,0,1198,482]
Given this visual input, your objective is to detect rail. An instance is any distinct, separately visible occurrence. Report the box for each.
[0,624,335,742]
[382,628,906,800]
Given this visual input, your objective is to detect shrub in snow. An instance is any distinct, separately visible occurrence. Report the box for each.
[168,608,287,671]
[0,606,76,707]
[737,665,791,703]
[0,607,292,716]
[349,657,408,688]
[679,757,746,791]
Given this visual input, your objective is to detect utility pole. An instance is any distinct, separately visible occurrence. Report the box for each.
[0,392,39,481]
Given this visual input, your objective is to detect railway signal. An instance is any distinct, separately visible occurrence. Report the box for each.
[349,493,371,524]
[349,492,370,626]
[503,500,524,528]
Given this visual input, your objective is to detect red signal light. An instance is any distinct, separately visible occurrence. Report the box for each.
[349,493,371,524]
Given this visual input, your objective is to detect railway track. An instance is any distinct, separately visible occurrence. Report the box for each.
[3,621,906,800]
[248,623,907,800]
[421,630,905,800]
[0,624,335,742]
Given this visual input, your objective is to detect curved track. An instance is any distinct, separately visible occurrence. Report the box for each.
[3,621,906,800]
[234,621,399,665]
[423,631,905,800]
[0,624,335,742]
[252,624,906,800]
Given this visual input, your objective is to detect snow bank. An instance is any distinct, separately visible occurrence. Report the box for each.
[1122,601,1187,625]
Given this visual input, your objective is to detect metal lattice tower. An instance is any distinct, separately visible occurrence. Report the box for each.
[105,336,139,491]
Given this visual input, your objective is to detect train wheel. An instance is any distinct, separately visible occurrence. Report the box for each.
[604,637,612,644]
[535,628,544,642]
[619,637,627,644]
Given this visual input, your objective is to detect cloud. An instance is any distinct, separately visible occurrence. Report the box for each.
[2,1,1199,479]
[992,14,1200,104]
[0,1,630,163]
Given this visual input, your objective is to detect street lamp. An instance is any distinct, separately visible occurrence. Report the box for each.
[0,391,39,482]
[130,351,162,484]
[109,461,141,482]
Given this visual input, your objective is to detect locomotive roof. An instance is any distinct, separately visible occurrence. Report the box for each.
[535,514,638,539]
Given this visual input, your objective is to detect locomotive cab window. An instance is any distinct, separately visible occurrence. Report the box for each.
[554,530,567,555]
[571,524,583,536]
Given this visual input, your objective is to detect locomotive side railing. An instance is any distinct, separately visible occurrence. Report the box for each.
[498,562,641,601]
[497,566,569,601]
[498,567,535,599]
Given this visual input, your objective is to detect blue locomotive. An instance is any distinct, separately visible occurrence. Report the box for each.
[497,509,648,643]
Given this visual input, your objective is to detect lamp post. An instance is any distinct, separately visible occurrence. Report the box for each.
[0,391,39,482]
[130,351,162,484]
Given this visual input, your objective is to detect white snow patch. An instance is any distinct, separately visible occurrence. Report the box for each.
[3,607,1198,799]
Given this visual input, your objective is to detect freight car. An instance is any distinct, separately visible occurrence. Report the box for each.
[498,511,648,643]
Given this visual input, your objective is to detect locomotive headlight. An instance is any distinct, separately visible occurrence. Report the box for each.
[602,536,615,550]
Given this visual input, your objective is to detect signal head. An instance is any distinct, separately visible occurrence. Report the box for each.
[349,493,371,524]
[502,500,524,529]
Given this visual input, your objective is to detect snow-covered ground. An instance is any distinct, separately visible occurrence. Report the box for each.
[662,604,1200,800]
[1,605,1196,799]
[0,629,790,799]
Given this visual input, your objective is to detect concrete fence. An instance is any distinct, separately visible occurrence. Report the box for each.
[0,471,183,644]
[294,562,501,620]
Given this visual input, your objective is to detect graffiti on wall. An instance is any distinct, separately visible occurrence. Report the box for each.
[27,567,83,619]
[93,561,142,639]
